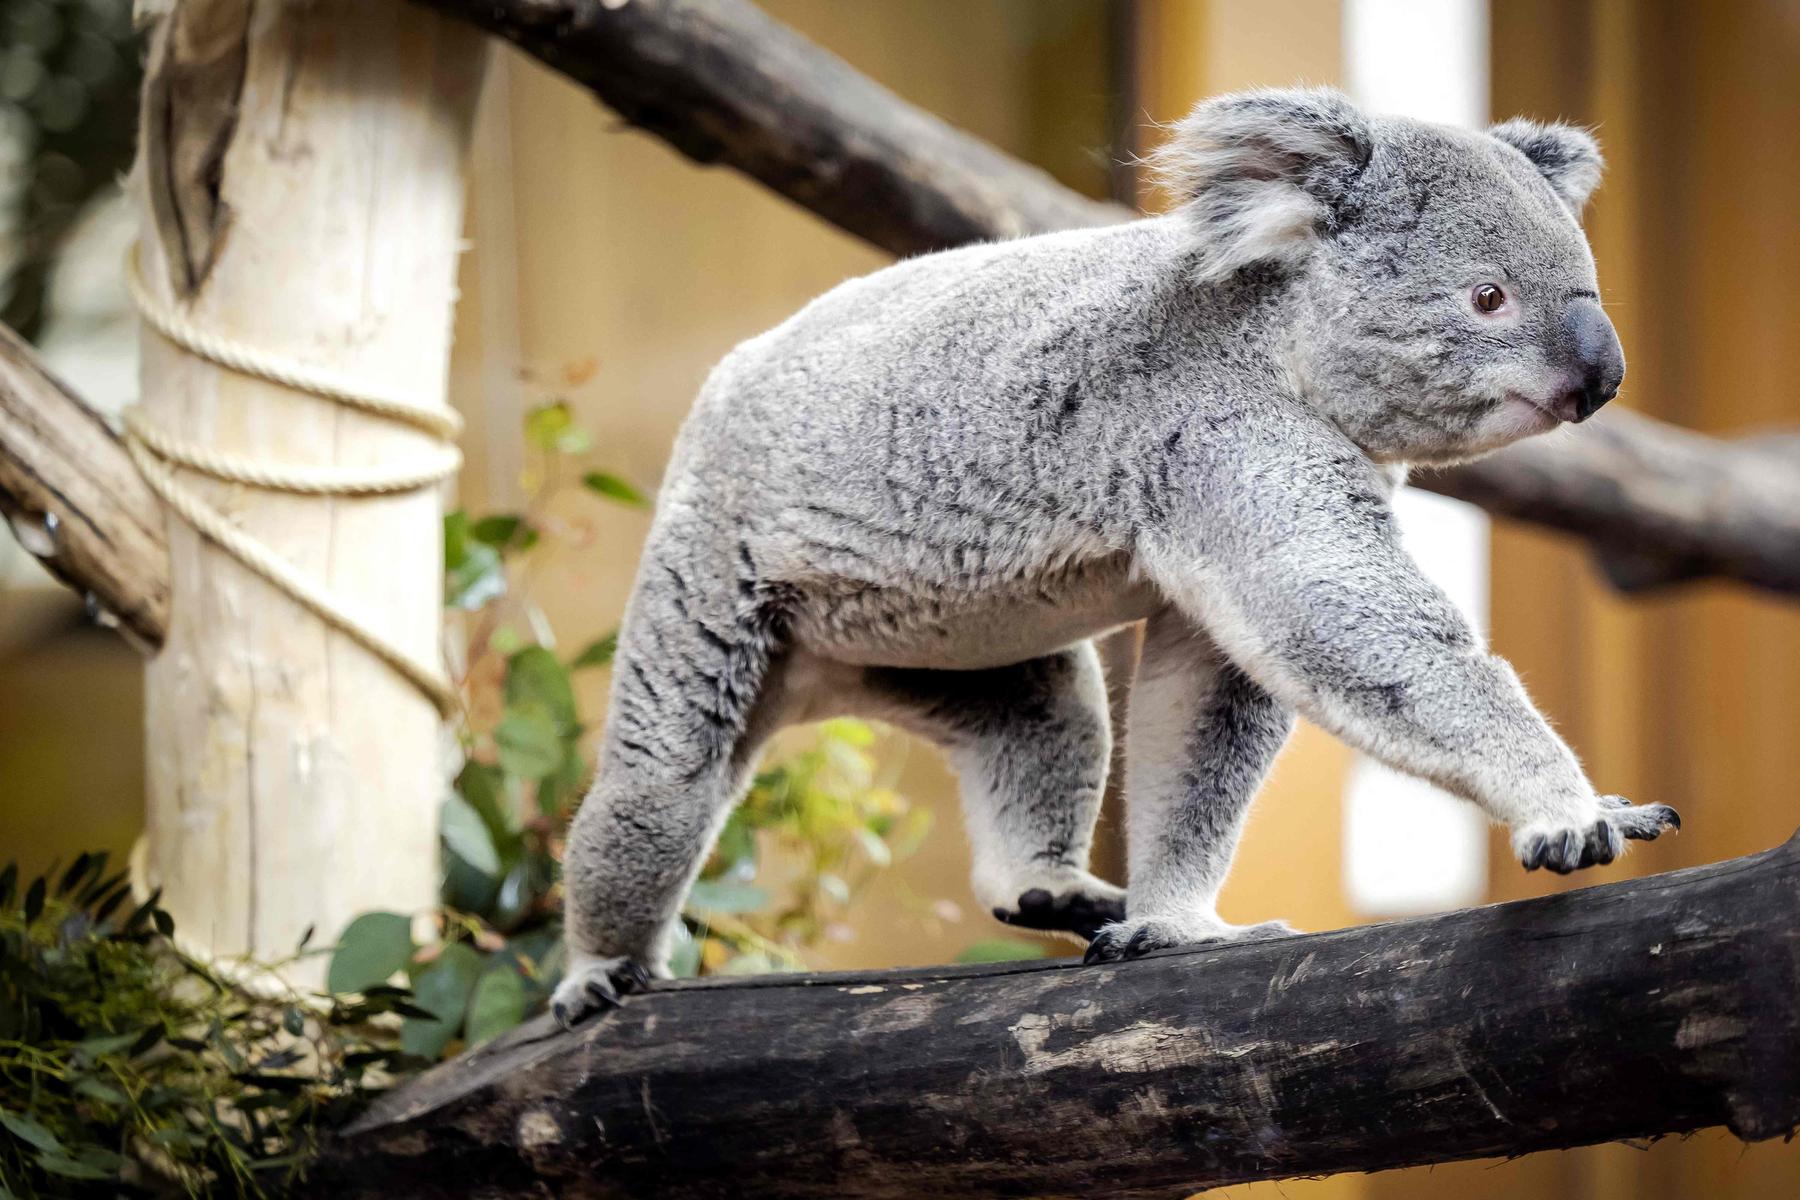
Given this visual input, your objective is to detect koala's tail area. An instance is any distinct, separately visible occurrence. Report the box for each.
[561,531,789,964]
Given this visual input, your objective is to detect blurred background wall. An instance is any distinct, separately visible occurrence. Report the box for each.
[1,1,1796,1195]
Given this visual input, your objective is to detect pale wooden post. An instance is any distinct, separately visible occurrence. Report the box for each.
[130,0,482,982]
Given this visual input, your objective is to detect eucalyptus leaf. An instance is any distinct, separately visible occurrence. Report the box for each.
[444,511,506,610]
[580,470,648,507]
[456,761,515,847]
[470,514,538,552]
[505,646,579,731]
[74,1078,129,1107]
[570,630,618,670]
[73,1032,138,1062]
[0,1109,62,1154]
[536,745,590,820]
[524,402,592,454]
[667,930,702,979]
[495,707,564,780]
[402,943,483,1059]
[326,912,415,995]
[441,794,502,877]
[23,877,44,922]
[465,968,528,1046]
[685,879,770,915]
[56,851,94,896]
[34,1153,109,1180]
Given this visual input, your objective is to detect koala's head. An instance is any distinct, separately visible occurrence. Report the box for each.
[1158,87,1623,464]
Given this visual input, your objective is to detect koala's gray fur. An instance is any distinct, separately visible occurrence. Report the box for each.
[552,87,1679,1025]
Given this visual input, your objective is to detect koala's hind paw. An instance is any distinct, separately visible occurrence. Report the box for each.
[550,954,651,1030]
[991,873,1125,941]
[1083,915,1297,964]
[1513,795,1680,875]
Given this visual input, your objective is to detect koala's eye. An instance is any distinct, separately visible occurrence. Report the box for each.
[1472,283,1508,314]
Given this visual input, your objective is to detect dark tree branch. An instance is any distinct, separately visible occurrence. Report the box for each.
[426,0,1123,257]
[1422,410,1800,594]
[415,0,1800,597]
[313,832,1800,1199]
[0,321,168,646]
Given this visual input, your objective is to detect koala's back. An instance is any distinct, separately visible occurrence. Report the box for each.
[630,218,1243,669]
[674,218,1200,492]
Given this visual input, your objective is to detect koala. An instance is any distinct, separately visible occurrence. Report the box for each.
[550,87,1680,1026]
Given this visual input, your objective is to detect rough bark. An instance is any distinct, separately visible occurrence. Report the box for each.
[131,0,483,982]
[1424,409,1800,593]
[413,0,1800,598]
[0,322,169,646]
[313,831,1800,1200]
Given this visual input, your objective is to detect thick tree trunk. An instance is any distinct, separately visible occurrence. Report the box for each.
[313,832,1800,1199]
[412,0,1800,599]
[130,0,482,980]
[0,324,168,645]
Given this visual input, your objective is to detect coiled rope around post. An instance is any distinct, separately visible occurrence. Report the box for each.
[124,246,461,717]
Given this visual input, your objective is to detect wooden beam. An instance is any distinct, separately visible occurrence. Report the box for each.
[131,0,483,982]
[0,321,169,647]
[313,831,1800,1198]
[414,0,1800,598]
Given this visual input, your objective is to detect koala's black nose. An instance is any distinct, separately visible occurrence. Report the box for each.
[1563,298,1624,421]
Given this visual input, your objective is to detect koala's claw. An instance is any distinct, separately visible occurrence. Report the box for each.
[550,955,650,1029]
[993,886,1125,941]
[1516,797,1680,875]
[1083,916,1297,964]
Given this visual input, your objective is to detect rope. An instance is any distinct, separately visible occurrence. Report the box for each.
[126,248,463,442]
[121,407,462,496]
[124,246,460,717]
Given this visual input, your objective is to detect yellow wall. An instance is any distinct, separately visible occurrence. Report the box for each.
[1447,3,1800,1198]
[1140,3,1800,1198]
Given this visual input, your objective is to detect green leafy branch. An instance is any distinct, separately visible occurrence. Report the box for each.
[0,856,413,1199]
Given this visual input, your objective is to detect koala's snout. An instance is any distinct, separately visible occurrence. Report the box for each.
[1559,298,1624,422]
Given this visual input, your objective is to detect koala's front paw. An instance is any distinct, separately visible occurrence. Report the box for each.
[1513,795,1681,875]
[990,871,1126,941]
[550,953,651,1029]
[1083,914,1297,964]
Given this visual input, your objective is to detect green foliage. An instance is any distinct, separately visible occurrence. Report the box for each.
[442,511,506,611]
[0,0,143,342]
[579,471,648,507]
[330,396,940,1057]
[0,856,414,1198]
[323,913,413,995]
[684,720,931,974]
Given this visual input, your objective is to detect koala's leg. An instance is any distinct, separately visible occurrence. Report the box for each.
[1085,609,1297,964]
[860,642,1124,941]
[1150,420,1680,876]
[552,542,786,1028]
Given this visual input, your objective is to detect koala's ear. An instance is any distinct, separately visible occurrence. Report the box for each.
[1153,86,1373,283]
[1488,118,1604,216]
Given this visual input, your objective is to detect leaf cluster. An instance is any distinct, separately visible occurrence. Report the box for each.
[0,856,411,1198]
